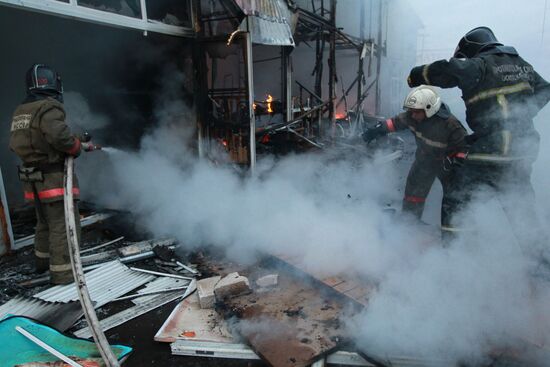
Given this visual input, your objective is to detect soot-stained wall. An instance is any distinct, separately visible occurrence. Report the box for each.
[0,6,193,205]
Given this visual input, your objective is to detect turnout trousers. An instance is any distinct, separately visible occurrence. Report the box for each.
[34,200,81,284]
[440,158,541,247]
[402,158,449,222]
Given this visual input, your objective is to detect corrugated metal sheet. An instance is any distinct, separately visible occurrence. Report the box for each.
[0,296,83,331]
[34,260,155,308]
[235,0,295,46]
[74,291,188,339]
[132,277,190,305]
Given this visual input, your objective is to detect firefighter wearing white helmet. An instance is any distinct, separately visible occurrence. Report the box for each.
[403,85,442,118]
[362,85,468,221]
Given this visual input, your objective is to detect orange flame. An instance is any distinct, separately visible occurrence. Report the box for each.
[266,94,273,113]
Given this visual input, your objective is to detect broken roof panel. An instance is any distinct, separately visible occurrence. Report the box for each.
[74,281,196,339]
[34,260,155,308]
[235,0,296,46]
[0,296,83,331]
[131,276,190,305]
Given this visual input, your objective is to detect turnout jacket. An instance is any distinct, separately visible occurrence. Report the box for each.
[408,46,550,163]
[384,103,467,161]
[9,97,81,203]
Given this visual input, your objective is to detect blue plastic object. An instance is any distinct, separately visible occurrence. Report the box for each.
[0,315,132,366]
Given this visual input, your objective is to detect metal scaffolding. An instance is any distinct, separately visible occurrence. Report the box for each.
[194,0,384,168]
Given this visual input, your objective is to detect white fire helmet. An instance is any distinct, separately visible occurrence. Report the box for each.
[403,85,442,118]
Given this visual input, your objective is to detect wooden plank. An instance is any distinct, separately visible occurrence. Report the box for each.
[333,282,360,294]
[357,296,370,306]
[220,272,346,367]
[321,276,345,287]
[343,286,371,301]
[270,252,376,309]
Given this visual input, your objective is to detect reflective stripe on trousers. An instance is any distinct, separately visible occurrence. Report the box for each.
[404,196,426,203]
[34,250,50,259]
[25,187,80,200]
[50,263,73,272]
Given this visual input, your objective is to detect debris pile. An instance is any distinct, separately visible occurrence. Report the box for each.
[2,209,544,367]
[0,208,204,366]
[0,208,376,366]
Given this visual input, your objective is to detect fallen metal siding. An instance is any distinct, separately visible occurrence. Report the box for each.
[170,340,449,366]
[170,340,373,365]
[132,276,190,305]
[0,296,83,331]
[34,260,155,308]
[74,282,196,339]
[235,0,295,46]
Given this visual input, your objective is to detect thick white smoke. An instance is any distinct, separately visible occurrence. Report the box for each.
[64,91,110,132]
[350,0,550,364]
[352,188,550,364]
[86,117,416,273]
[79,67,550,364]
[78,67,423,275]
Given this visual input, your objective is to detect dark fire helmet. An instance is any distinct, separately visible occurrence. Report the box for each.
[25,64,63,95]
[453,26,503,59]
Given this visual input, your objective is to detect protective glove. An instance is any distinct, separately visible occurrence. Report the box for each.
[407,66,425,87]
[443,151,467,172]
[80,132,92,143]
[81,141,102,152]
[361,121,387,144]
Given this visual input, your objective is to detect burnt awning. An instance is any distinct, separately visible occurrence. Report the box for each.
[234,0,297,46]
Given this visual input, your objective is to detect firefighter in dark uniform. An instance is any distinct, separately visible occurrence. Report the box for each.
[407,27,550,239]
[9,64,99,284]
[363,85,467,222]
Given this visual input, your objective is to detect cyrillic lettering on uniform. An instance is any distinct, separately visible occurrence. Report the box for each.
[11,114,32,131]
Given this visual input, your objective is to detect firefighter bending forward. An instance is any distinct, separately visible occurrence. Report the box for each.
[363,86,467,222]
[407,27,550,241]
[9,64,99,284]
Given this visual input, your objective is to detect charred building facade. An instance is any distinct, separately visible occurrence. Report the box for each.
[0,0,422,255]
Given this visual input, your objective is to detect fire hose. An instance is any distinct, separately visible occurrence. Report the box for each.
[64,156,120,367]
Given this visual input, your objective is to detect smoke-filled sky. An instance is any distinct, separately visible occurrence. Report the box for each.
[355,1,550,364]
[410,0,549,64]
[74,1,550,364]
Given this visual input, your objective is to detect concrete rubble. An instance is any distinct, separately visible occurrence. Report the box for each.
[213,272,251,300]
[197,275,221,309]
